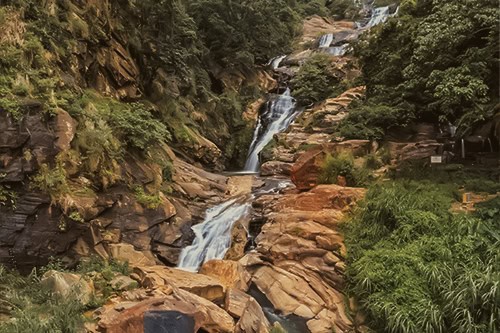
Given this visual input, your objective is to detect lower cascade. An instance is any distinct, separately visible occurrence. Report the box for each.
[244,88,299,172]
[177,198,251,272]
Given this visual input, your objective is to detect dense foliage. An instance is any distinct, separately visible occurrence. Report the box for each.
[339,0,499,139]
[291,53,342,105]
[345,181,499,333]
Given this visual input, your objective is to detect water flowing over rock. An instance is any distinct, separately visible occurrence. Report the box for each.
[178,198,251,271]
[318,33,334,48]
[268,55,287,70]
[244,88,300,172]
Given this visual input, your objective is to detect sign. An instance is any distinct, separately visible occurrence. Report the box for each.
[431,156,443,164]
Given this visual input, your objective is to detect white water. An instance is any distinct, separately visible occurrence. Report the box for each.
[318,33,334,48]
[177,199,250,271]
[325,44,348,56]
[244,88,299,172]
[268,55,287,69]
[361,6,399,28]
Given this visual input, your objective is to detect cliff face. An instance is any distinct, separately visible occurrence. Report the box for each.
[0,0,272,270]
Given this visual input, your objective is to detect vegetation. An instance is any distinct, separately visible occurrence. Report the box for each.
[340,0,499,139]
[345,181,499,332]
[0,257,134,332]
[319,152,371,187]
[291,53,342,105]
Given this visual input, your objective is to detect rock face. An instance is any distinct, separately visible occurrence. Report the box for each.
[244,185,365,333]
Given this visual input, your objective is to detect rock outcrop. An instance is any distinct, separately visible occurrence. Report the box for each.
[242,185,365,332]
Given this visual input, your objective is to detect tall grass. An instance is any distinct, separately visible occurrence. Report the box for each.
[345,181,499,333]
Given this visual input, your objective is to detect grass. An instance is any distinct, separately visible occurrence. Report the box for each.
[345,180,499,332]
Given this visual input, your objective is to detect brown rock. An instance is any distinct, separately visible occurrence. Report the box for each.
[108,243,156,266]
[225,288,252,318]
[54,110,78,151]
[261,161,293,176]
[133,266,225,302]
[200,260,251,291]
[41,270,94,305]
[97,287,235,333]
[235,297,271,333]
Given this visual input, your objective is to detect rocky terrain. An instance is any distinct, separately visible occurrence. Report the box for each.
[1,1,498,333]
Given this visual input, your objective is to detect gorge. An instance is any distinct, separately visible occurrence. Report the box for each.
[0,1,498,333]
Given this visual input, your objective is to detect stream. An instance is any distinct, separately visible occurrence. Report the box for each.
[177,3,398,330]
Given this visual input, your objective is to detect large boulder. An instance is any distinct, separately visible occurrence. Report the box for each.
[95,287,235,333]
[133,266,225,302]
[41,270,94,305]
[200,260,251,291]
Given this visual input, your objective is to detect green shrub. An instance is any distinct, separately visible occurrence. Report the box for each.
[319,152,371,187]
[0,185,17,207]
[109,102,171,150]
[32,163,69,202]
[133,186,162,209]
[291,53,341,105]
[364,153,383,169]
[337,103,414,140]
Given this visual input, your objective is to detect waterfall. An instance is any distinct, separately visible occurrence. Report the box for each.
[325,44,348,56]
[268,55,287,70]
[244,88,299,172]
[178,198,251,272]
[318,33,334,48]
[358,5,399,29]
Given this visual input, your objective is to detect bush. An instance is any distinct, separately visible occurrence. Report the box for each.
[0,265,85,333]
[32,163,69,203]
[133,186,162,209]
[319,152,371,187]
[291,53,341,105]
[337,103,414,140]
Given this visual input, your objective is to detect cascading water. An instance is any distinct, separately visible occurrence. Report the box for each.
[325,44,348,56]
[361,5,398,28]
[268,55,287,70]
[318,33,334,48]
[177,198,250,271]
[244,88,299,172]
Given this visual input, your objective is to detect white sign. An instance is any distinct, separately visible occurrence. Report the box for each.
[431,156,443,164]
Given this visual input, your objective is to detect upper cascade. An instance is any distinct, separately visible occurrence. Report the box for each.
[244,88,299,172]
